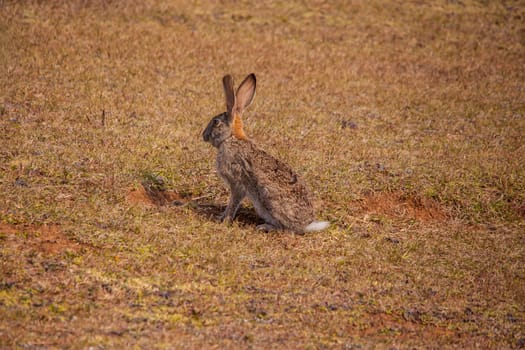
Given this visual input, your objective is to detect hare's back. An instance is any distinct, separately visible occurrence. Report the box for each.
[244,142,315,223]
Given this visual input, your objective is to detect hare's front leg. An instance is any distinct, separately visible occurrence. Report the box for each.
[220,184,246,223]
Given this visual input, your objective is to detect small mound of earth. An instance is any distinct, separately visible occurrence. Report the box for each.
[357,192,448,222]
[126,184,185,207]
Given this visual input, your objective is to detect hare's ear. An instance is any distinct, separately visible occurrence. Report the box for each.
[235,73,256,115]
[223,74,235,121]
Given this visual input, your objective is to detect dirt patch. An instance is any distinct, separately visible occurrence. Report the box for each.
[126,185,185,207]
[0,223,83,255]
[356,192,448,222]
[514,199,525,218]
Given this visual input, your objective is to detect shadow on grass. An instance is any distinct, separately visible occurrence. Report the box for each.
[186,202,264,227]
[127,182,263,227]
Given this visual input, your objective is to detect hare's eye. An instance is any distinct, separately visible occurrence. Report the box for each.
[214,119,220,125]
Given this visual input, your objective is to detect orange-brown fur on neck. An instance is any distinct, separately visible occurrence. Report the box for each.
[232,113,247,140]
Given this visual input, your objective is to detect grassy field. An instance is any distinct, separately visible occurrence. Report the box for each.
[1,0,524,348]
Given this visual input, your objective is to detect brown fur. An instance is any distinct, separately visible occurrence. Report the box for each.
[216,137,315,232]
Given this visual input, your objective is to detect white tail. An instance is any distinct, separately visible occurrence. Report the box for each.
[304,221,330,232]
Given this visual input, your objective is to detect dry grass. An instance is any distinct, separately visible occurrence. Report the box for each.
[1,0,524,348]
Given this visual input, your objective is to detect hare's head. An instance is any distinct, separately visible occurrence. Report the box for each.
[203,73,256,148]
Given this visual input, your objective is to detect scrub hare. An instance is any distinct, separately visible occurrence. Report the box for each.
[202,73,329,233]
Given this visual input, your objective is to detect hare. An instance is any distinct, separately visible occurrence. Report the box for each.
[202,73,329,233]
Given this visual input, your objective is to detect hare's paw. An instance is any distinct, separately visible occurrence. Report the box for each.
[214,213,225,223]
[256,223,278,232]
[219,211,234,224]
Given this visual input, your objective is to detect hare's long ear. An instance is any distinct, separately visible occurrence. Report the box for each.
[234,73,256,116]
[223,74,235,121]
